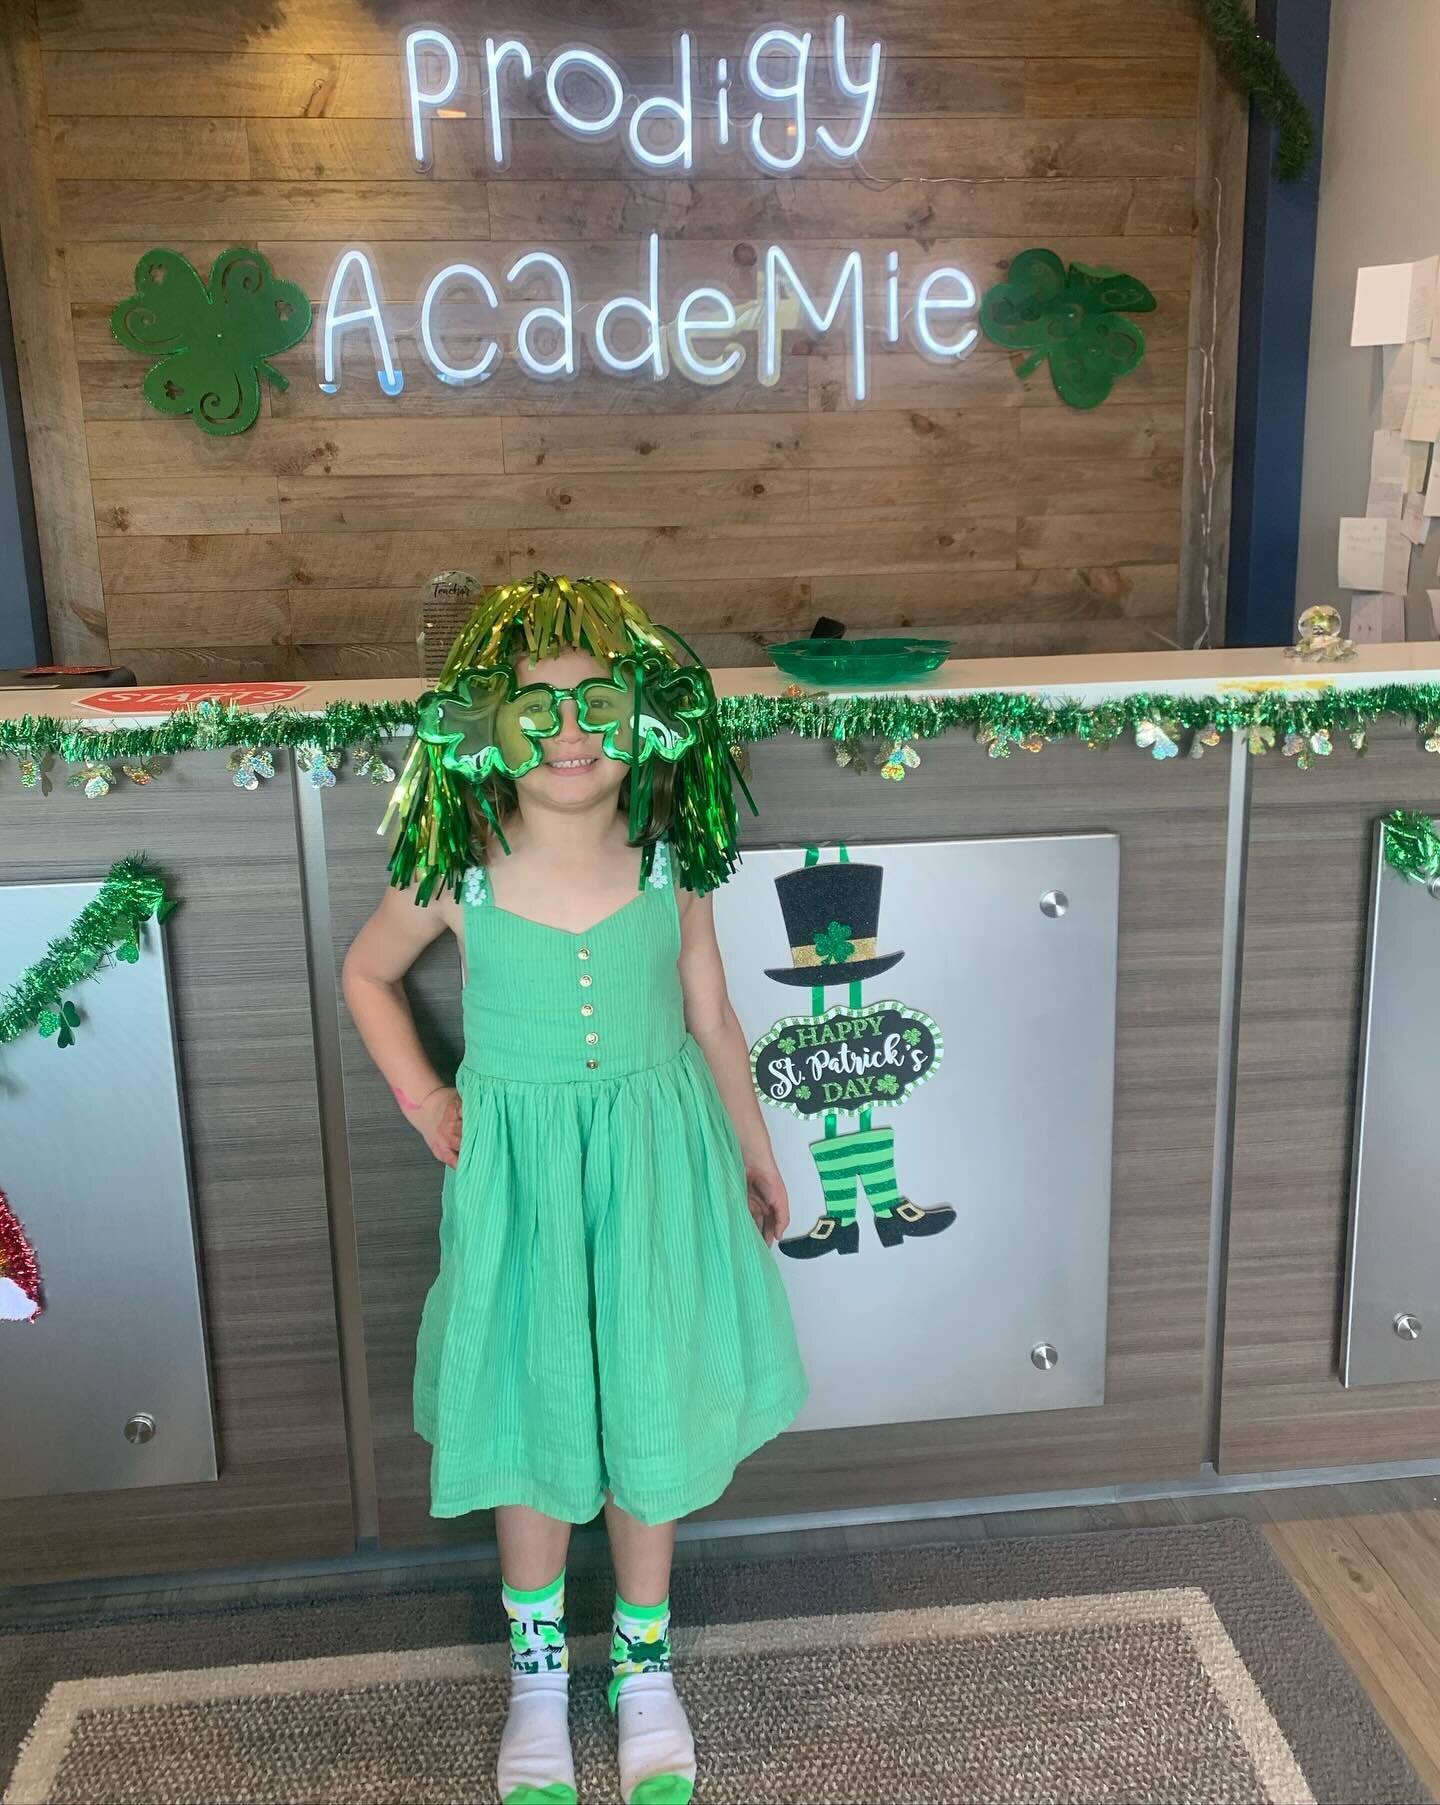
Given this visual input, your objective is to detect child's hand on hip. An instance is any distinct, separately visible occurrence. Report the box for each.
[410,1086,463,1168]
[745,1163,789,1245]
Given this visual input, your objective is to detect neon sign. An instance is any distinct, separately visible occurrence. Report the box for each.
[318,17,979,405]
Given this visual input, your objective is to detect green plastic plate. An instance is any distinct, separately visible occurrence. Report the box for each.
[767,637,953,687]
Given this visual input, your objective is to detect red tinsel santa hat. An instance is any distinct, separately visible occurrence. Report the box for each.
[0,1190,42,1324]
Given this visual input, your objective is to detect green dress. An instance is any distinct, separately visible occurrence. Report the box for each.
[414,842,809,1525]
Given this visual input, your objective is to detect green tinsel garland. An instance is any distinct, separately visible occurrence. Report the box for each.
[12,683,1440,765]
[1202,0,1315,182]
[0,855,175,1048]
[1381,809,1440,883]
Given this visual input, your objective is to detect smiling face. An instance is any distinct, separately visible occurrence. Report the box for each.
[512,648,629,818]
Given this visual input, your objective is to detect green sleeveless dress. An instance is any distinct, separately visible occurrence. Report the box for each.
[413,843,808,1526]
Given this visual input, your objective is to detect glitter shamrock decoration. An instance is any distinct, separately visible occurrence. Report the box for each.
[1284,729,1332,770]
[67,762,115,799]
[38,1000,81,1049]
[979,249,1156,409]
[880,743,921,781]
[228,748,275,790]
[834,738,873,776]
[1423,723,1440,755]
[352,741,396,785]
[10,747,51,791]
[814,921,855,966]
[1135,719,1180,760]
[1188,723,1223,759]
[978,724,1044,759]
[1246,723,1277,756]
[296,744,341,788]
[110,248,313,437]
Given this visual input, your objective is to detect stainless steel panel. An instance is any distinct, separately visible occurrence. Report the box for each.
[0,879,216,1497]
[1343,822,1440,1386]
[714,833,1119,1431]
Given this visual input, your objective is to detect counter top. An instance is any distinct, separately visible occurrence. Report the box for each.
[5,643,1440,728]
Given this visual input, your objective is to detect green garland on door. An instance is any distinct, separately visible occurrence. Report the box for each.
[1201,0,1316,181]
[0,856,176,1049]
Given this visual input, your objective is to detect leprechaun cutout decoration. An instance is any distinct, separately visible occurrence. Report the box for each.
[751,848,956,1258]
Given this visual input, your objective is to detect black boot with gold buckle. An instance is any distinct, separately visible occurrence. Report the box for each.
[873,1199,957,1248]
[779,1214,860,1259]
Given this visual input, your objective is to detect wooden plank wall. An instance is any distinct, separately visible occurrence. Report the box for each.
[7,0,1228,677]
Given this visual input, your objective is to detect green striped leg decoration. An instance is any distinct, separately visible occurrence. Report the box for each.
[809,1123,903,1220]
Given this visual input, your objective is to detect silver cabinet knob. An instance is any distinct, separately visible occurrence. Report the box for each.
[1393,1313,1423,1341]
[1039,891,1068,919]
[124,1413,157,1444]
[1030,1342,1060,1371]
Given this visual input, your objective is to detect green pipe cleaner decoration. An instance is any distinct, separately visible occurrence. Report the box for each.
[1202,0,1316,182]
[1381,809,1440,883]
[0,856,176,1049]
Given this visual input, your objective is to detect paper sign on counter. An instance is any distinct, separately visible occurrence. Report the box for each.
[1338,516,1412,592]
[1353,258,1440,345]
[1350,592,1406,643]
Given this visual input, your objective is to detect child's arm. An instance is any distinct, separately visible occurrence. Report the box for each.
[342,886,463,1168]
[678,891,789,1244]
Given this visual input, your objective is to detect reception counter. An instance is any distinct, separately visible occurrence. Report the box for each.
[5,645,1440,1586]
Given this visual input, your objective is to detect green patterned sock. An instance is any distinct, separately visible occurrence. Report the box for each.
[498,1572,574,1805]
[610,1595,695,1805]
[504,1571,569,1675]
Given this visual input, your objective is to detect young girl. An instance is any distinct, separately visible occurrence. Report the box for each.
[343,575,808,1805]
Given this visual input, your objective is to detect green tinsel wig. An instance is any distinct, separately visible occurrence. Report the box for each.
[383,571,753,901]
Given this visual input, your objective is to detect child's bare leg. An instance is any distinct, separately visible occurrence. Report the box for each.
[496,1506,576,1805]
[604,1498,695,1805]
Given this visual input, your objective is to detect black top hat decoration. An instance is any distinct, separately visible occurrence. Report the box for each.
[764,861,905,988]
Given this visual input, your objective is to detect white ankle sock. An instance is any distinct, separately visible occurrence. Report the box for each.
[499,1572,575,1804]
[615,1672,696,1805]
[497,1673,576,1804]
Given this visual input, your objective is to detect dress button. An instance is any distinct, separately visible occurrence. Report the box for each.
[578,948,591,961]
[586,1059,599,1070]
[581,1004,594,1017]
[579,974,593,988]
[585,1031,599,1045]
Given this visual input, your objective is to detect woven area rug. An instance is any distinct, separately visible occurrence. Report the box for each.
[0,1520,1425,1804]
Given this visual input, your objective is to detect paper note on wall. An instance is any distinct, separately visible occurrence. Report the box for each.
[1338,517,1411,592]
[1402,491,1430,543]
[1367,429,1409,516]
[1353,258,1440,346]
[1351,592,1406,642]
[1427,589,1440,637]
[1425,446,1440,515]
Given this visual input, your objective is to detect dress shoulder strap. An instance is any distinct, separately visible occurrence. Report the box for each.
[645,839,672,892]
[460,864,490,907]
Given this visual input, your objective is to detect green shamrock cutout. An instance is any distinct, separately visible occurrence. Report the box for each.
[418,666,562,783]
[111,247,313,437]
[814,921,855,966]
[38,1000,81,1048]
[980,248,1156,409]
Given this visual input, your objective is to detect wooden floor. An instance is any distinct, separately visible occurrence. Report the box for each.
[5,1475,1439,1797]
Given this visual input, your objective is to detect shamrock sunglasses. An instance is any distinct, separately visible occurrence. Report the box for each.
[416,651,714,784]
